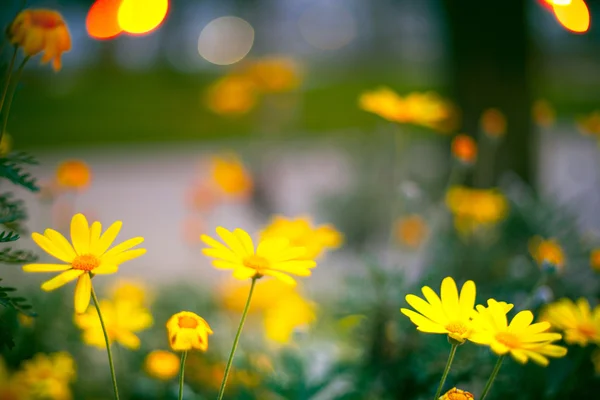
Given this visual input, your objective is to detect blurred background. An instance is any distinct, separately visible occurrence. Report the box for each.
[1,0,600,399]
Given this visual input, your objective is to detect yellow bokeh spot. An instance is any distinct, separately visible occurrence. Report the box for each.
[552,0,590,33]
[118,0,169,35]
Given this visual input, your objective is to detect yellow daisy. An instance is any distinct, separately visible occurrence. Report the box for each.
[528,236,565,272]
[22,213,146,313]
[400,277,477,343]
[439,387,474,400]
[470,299,567,366]
[541,298,600,346]
[166,311,213,352]
[201,226,317,285]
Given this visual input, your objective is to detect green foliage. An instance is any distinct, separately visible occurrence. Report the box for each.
[0,279,35,317]
[0,247,36,263]
[0,230,19,242]
[0,151,39,192]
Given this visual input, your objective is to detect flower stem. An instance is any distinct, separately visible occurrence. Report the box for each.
[0,54,29,144]
[216,277,257,400]
[90,280,120,400]
[433,343,458,400]
[0,46,18,116]
[178,351,188,400]
[480,356,504,400]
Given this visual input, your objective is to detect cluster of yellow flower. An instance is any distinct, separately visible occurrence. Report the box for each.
[0,352,76,400]
[445,186,508,236]
[205,57,301,116]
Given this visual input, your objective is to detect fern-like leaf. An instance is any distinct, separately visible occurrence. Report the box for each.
[0,247,37,263]
[0,192,27,225]
[0,152,40,192]
[0,231,19,242]
[0,280,36,316]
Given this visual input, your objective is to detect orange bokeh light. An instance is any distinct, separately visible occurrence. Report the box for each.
[552,0,590,33]
[86,0,123,40]
[118,0,169,35]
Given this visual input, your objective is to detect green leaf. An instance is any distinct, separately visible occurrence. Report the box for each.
[0,152,40,192]
[0,279,36,316]
[0,247,37,263]
[0,192,27,228]
[0,231,19,242]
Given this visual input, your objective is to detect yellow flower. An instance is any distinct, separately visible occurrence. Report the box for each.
[109,279,149,306]
[202,226,317,285]
[205,75,258,116]
[56,160,92,190]
[480,108,507,138]
[470,299,567,366]
[591,249,600,272]
[22,213,146,313]
[359,87,404,122]
[210,154,253,199]
[451,134,477,164]
[243,57,301,93]
[446,186,508,234]
[166,311,213,352]
[8,9,71,71]
[0,357,27,400]
[400,277,477,343]
[144,350,180,381]
[577,111,600,136]
[394,214,428,249]
[540,298,600,346]
[439,387,474,400]
[0,133,12,156]
[261,215,343,259]
[17,313,35,328]
[74,297,153,350]
[12,352,76,400]
[222,279,316,343]
[532,99,556,128]
[528,236,565,272]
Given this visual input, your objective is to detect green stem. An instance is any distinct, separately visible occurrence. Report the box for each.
[90,280,120,400]
[178,351,188,400]
[0,46,18,116]
[0,55,29,144]
[480,356,504,400]
[433,343,458,400]
[216,277,257,400]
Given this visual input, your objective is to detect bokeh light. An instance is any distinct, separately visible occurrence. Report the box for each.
[197,16,254,65]
[298,3,357,50]
[118,0,169,35]
[86,0,123,40]
[552,0,590,33]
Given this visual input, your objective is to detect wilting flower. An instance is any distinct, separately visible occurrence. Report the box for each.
[144,350,180,381]
[0,133,12,156]
[540,298,600,346]
[205,75,258,116]
[359,87,457,132]
[8,9,71,71]
[222,279,316,343]
[470,299,567,366]
[201,227,317,285]
[22,213,146,313]
[439,387,474,400]
[394,214,428,249]
[261,215,343,259]
[210,154,253,199]
[451,134,477,164]
[243,57,301,93]
[446,186,508,234]
[591,249,600,272]
[400,277,477,344]
[75,295,152,349]
[480,108,507,138]
[166,311,213,352]
[528,236,565,272]
[532,99,556,128]
[12,352,76,400]
[577,111,600,137]
[56,160,92,190]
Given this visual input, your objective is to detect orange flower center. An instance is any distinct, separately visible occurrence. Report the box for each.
[445,321,469,336]
[72,254,100,271]
[178,315,199,329]
[444,388,474,400]
[243,255,270,272]
[495,332,520,349]
[30,12,62,29]
[577,323,598,338]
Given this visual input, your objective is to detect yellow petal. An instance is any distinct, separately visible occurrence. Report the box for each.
[216,227,250,258]
[91,221,122,255]
[271,261,314,276]
[212,260,240,269]
[509,310,534,332]
[101,237,144,260]
[405,294,447,326]
[41,269,84,291]
[441,277,460,320]
[43,229,77,260]
[71,213,90,255]
[400,308,447,333]
[89,222,102,253]
[102,248,146,265]
[202,247,240,263]
[234,228,255,255]
[23,263,71,272]
[458,280,476,319]
[31,232,73,263]
[232,266,258,280]
[92,264,119,275]
[74,273,92,314]
[116,331,141,350]
[261,270,297,285]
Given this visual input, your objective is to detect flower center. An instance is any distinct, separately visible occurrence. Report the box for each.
[578,323,598,338]
[243,255,270,272]
[72,254,100,271]
[445,321,469,336]
[178,316,199,329]
[495,332,521,349]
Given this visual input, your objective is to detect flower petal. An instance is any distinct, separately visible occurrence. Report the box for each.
[458,280,476,319]
[31,232,73,263]
[23,263,71,272]
[71,213,90,255]
[441,277,460,320]
[260,270,297,285]
[234,228,255,255]
[91,221,122,255]
[232,267,258,280]
[509,310,534,332]
[92,264,119,275]
[74,273,92,314]
[89,222,102,253]
[103,248,146,266]
[216,227,250,258]
[43,229,77,261]
[101,237,144,260]
[41,269,84,291]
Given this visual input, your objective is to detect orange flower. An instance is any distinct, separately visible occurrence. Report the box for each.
[529,236,566,272]
[243,57,301,93]
[8,9,71,71]
[439,388,474,400]
[451,134,477,164]
[532,99,556,128]
[166,311,213,352]
[590,249,600,272]
[144,350,180,381]
[205,75,257,116]
[56,160,92,190]
[210,154,253,199]
[395,214,428,249]
[480,108,507,138]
